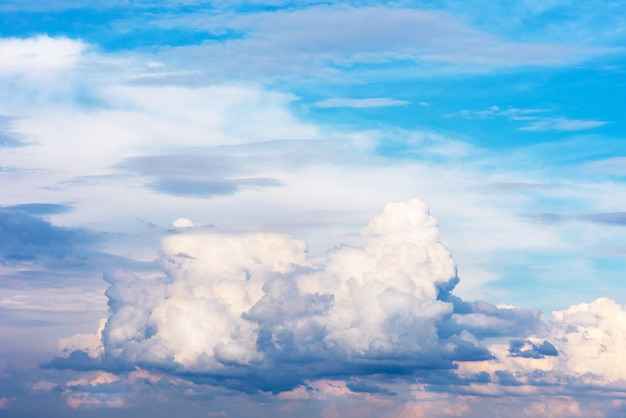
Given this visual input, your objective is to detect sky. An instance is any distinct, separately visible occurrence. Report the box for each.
[1,0,626,416]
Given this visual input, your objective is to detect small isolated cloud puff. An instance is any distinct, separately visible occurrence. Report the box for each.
[172,218,194,228]
[32,380,57,392]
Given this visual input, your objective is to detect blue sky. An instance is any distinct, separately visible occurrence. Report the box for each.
[1,1,626,416]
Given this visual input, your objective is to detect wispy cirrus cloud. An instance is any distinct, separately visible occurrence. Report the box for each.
[458,106,549,120]
[0,116,28,147]
[519,117,607,131]
[4,203,73,215]
[313,97,410,108]
[456,105,607,132]
[583,157,626,177]
[523,211,626,226]
[148,5,619,79]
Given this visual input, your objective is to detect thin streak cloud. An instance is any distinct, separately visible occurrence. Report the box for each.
[313,98,411,108]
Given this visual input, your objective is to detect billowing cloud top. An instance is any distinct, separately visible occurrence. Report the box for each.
[59,199,542,394]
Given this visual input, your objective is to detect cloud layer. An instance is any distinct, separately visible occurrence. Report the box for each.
[45,198,626,416]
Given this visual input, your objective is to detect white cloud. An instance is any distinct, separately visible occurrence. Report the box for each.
[84,194,622,397]
[458,106,549,120]
[583,157,626,176]
[523,397,592,418]
[313,98,410,108]
[548,298,626,383]
[172,218,194,228]
[153,5,616,77]
[44,198,567,400]
[0,287,106,313]
[457,106,606,132]
[519,117,607,131]
[58,318,106,358]
[1,43,621,318]
[453,296,626,398]
[86,199,502,389]
[0,36,86,78]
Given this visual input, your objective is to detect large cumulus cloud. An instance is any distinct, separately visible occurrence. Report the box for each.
[454,299,626,396]
[56,199,542,393]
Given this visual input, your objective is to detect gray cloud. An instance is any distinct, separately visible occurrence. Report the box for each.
[0,207,155,285]
[522,211,626,226]
[147,5,617,82]
[149,177,281,198]
[437,277,543,339]
[115,152,283,198]
[346,379,396,395]
[5,203,73,215]
[112,140,368,198]
[48,199,547,394]
[0,208,97,264]
[508,339,558,359]
[581,212,626,226]
[523,213,568,225]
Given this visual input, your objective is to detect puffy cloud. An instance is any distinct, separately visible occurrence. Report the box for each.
[171,218,194,228]
[63,371,125,409]
[390,399,471,418]
[66,370,120,387]
[453,297,626,397]
[34,190,626,412]
[31,380,58,391]
[508,339,558,359]
[548,298,626,383]
[101,199,465,381]
[65,391,125,409]
[58,318,106,359]
[53,198,548,393]
[523,396,600,418]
